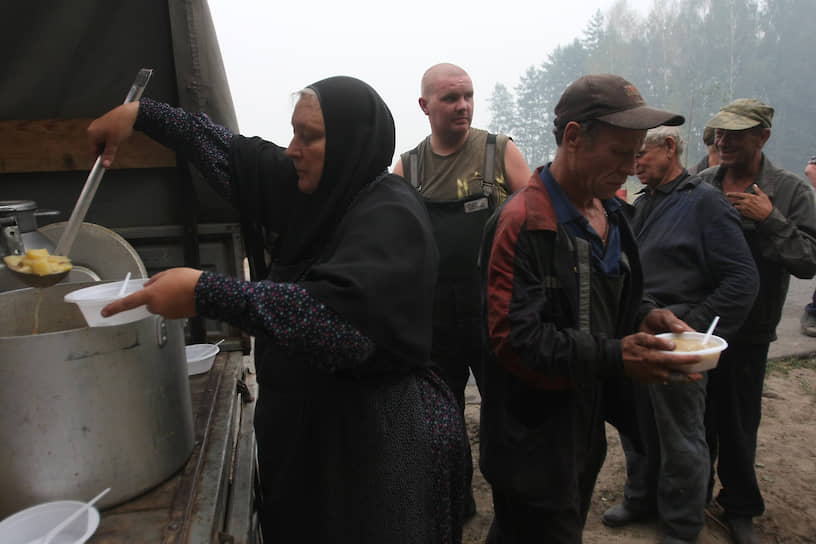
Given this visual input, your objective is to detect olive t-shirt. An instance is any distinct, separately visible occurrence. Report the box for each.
[399,128,511,202]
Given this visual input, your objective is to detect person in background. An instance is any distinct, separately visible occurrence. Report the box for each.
[688,125,719,175]
[800,155,816,336]
[698,99,816,544]
[805,155,816,187]
[602,126,758,544]
[88,76,465,543]
[393,62,531,517]
[479,73,703,544]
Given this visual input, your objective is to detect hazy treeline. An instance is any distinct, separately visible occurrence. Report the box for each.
[489,0,816,175]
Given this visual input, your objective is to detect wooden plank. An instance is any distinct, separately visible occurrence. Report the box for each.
[91,509,170,543]
[161,352,234,544]
[225,363,259,543]
[183,352,241,543]
[0,118,176,173]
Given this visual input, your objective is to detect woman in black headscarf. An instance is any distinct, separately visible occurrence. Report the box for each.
[90,76,465,542]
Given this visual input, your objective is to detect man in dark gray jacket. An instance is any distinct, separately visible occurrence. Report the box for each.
[698,99,816,544]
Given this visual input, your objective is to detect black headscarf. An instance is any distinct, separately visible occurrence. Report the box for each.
[229,76,396,275]
[229,77,436,371]
[290,77,396,263]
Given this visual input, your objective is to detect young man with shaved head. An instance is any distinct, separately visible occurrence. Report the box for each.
[394,63,531,517]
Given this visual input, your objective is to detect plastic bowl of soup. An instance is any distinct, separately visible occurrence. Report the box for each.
[64,278,151,327]
[656,331,728,373]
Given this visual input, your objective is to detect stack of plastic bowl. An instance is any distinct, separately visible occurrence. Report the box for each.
[185,343,220,375]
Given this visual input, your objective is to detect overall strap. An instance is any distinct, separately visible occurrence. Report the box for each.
[482,133,497,197]
[408,148,420,190]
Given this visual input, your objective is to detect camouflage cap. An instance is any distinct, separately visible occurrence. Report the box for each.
[706,98,774,130]
[809,155,816,165]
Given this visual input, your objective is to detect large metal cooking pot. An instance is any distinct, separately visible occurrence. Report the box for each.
[0,282,194,517]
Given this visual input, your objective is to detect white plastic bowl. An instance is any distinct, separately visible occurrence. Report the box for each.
[186,343,220,375]
[0,500,100,544]
[657,331,728,372]
[64,278,151,327]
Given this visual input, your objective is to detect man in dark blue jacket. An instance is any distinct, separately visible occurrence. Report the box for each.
[602,125,758,544]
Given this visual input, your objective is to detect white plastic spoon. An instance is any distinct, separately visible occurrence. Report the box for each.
[116,272,131,297]
[702,315,720,345]
[214,339,225,348]
[30,487,110,544]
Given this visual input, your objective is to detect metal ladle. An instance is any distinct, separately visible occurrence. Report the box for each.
[7,68,153,289]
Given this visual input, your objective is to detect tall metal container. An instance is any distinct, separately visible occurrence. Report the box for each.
[0,283,194,517]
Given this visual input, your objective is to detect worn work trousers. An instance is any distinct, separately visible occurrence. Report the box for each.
[806,287,816,316]
[431,273,483,513]
[485,440,605,544]
[486,491,585,544]
[705,341,768,518]
[485,391,607,544]
[621,375,709,540]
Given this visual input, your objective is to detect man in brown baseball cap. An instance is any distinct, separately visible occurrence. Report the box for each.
[478,74,702,543]
[553,73,685,131]
[697,98,816,544]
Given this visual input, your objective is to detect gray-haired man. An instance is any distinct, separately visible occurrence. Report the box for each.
[603,126,758,544]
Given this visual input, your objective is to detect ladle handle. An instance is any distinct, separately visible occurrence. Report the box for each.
[54,69,153,257]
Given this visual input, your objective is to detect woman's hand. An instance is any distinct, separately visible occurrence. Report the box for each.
[102,267,203,320]
[87,101,140,168]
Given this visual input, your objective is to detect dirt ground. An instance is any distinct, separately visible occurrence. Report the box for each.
[462,356,816,544]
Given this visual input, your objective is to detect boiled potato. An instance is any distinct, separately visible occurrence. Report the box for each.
[3,255,23,267]
[4,248,72,276]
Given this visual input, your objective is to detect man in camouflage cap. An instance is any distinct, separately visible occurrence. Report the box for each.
[697,99,816,544]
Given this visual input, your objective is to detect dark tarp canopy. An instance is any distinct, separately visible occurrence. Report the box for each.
[0,0,240,226]
[0,0,245,344]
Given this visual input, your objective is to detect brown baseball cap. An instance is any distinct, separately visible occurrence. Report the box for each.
[554,74,684,130]
[706,98,774,130]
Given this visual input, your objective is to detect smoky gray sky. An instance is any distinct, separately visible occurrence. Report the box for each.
[208,0,653,164]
